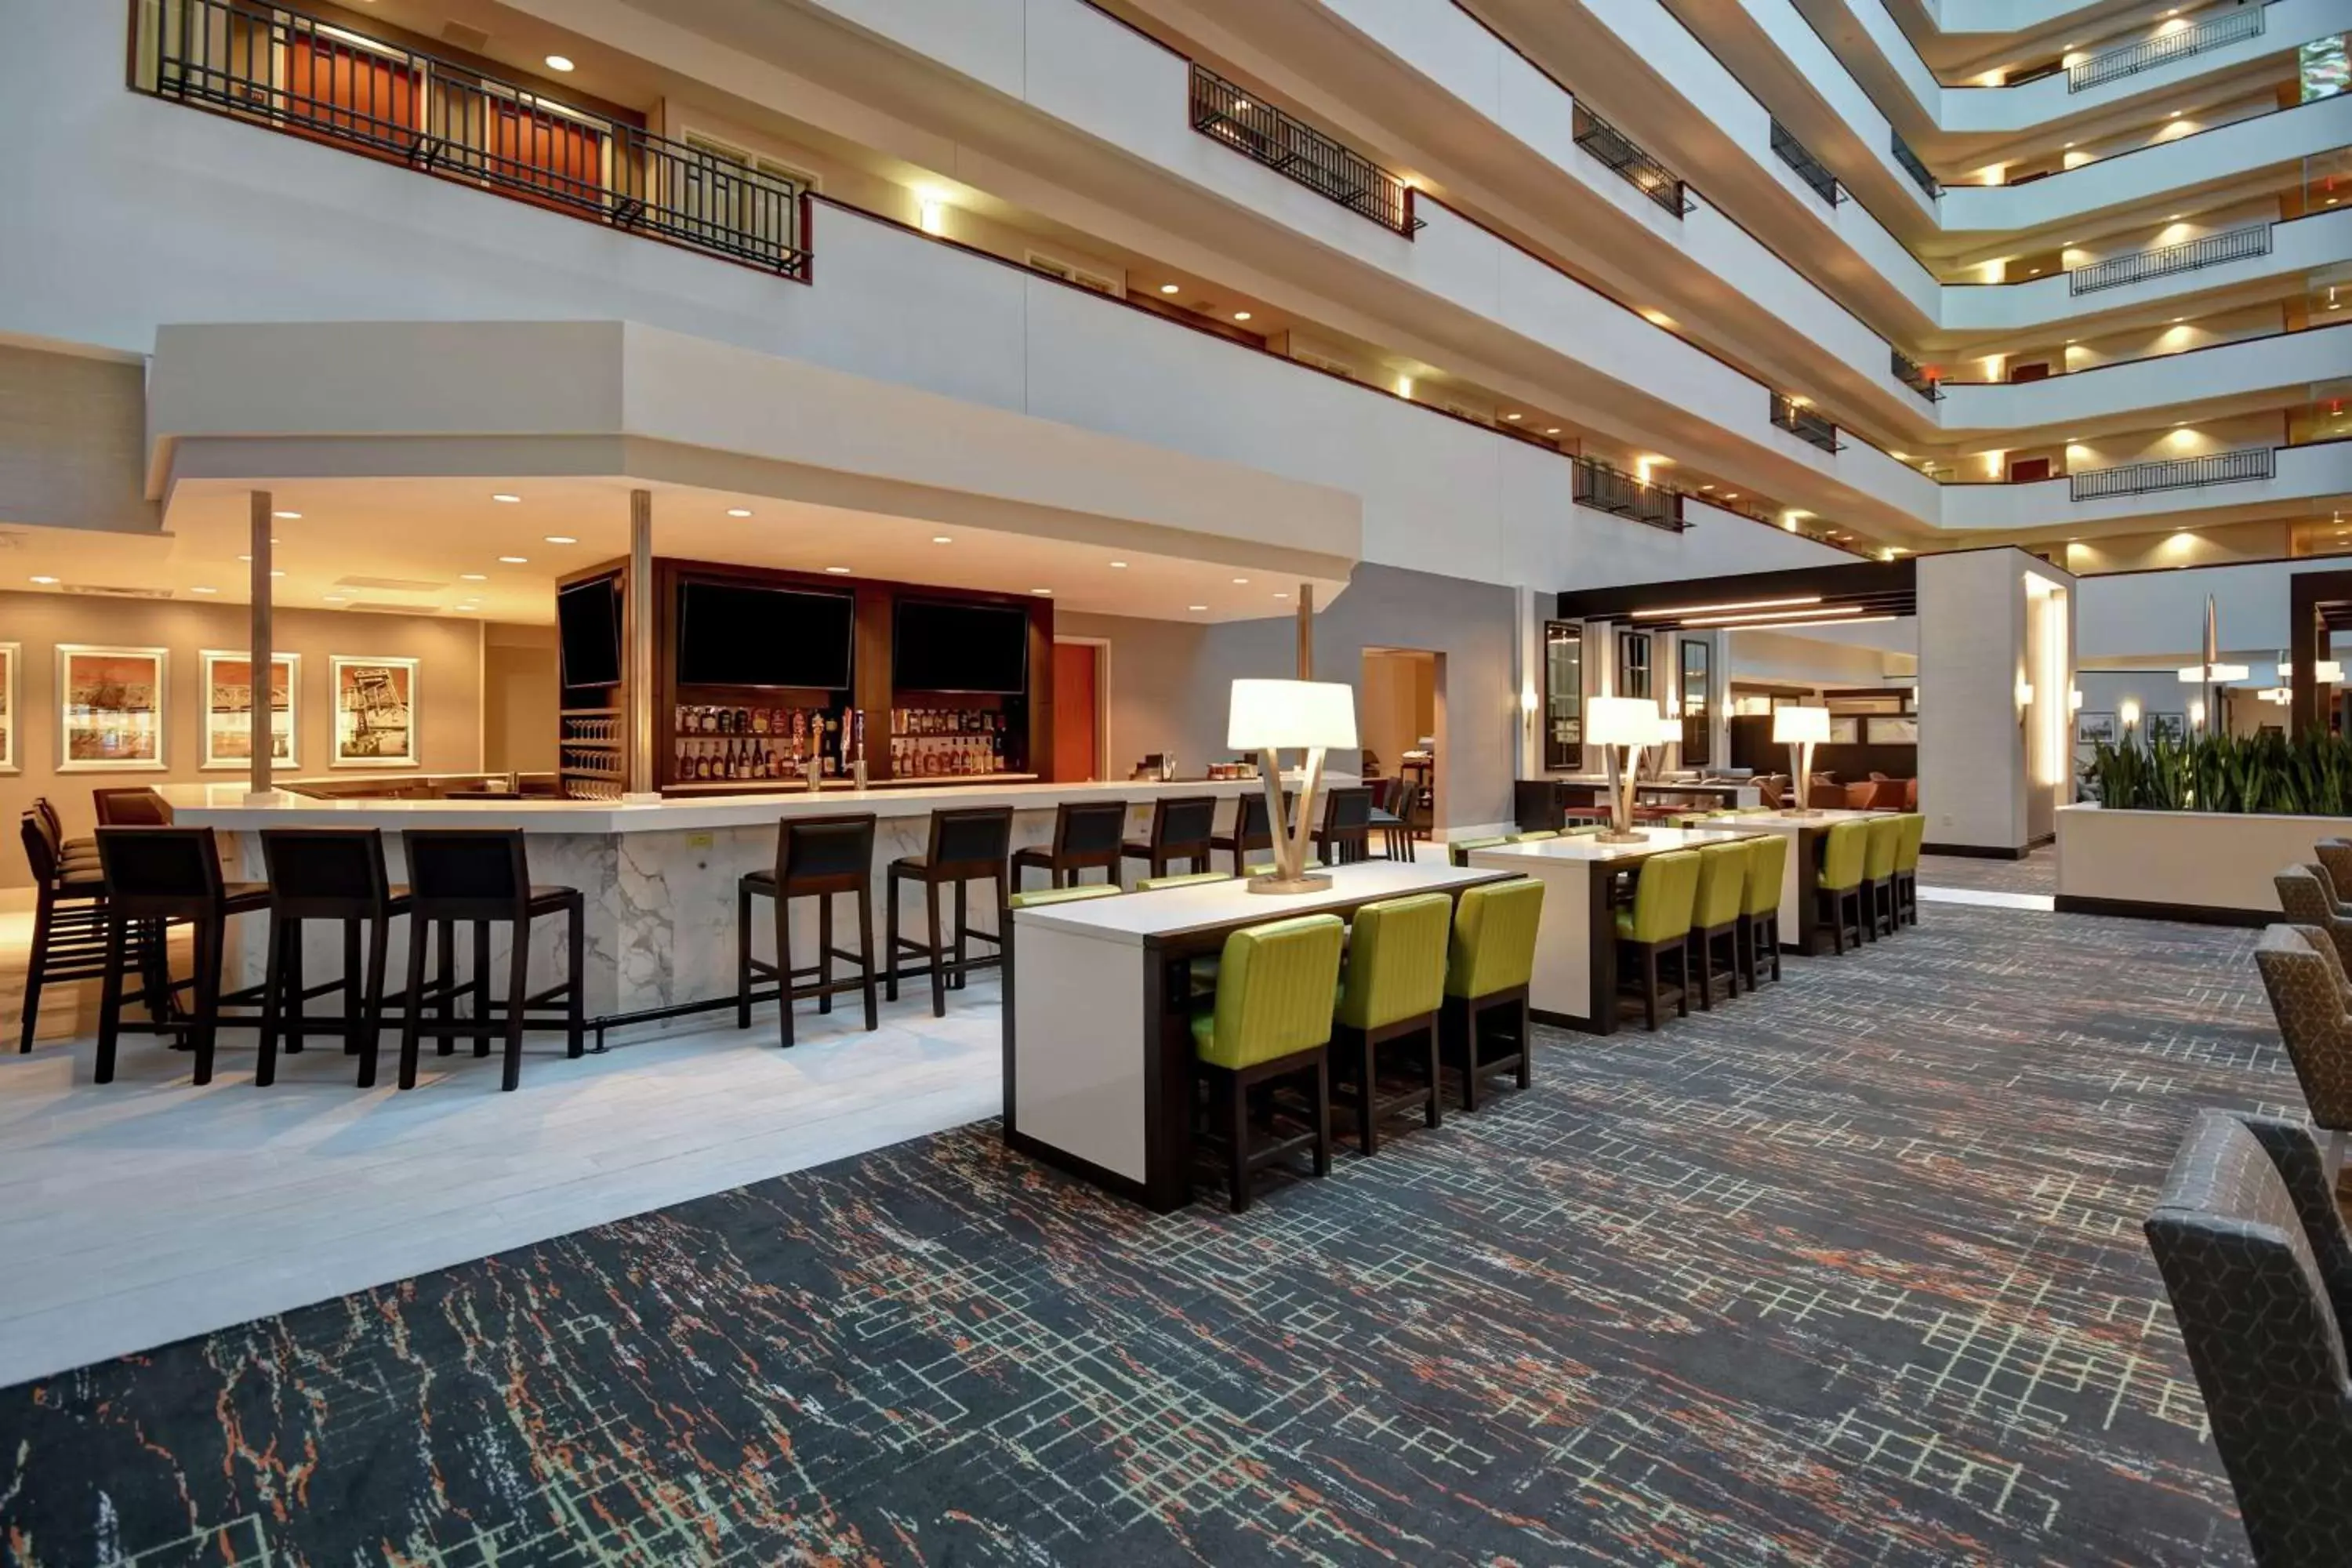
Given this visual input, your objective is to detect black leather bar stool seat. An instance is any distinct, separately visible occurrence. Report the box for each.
[1312,785,1375,866]
[18,812,163,1054]
[93,826,270,1086]
[737,812,879,1047]
[1211,790,1291,874]
[1010,798,1127,890]
[1120,794,1218,882]
[888,806,1013,1016]
[396,829,584,1092]
[256,827,414,1089]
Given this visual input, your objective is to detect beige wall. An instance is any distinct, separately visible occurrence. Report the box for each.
[1,593,483,888]
[483,620,559,775]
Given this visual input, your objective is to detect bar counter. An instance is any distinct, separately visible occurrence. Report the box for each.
[159,776,1276,1038]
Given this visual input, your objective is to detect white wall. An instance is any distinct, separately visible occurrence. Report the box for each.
[1941,328,2348,433]
[1916,548,2073,850]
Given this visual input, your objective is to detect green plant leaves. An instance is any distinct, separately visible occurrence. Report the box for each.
[2085,724,2352,815]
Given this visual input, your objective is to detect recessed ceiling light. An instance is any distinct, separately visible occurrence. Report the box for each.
[2167,213,2182,221]
[1030,587,1052,596]
[272,510,302,520]
[323,594,347,603]
[1700,484,1715,491]
[453,604,479,612]
[1232,311,1252,321]
[544,54,575,71]
[726,507,753,518]
[1273,591,1290,599]
[1505,412,1523,421]
[190,586,217,594]
[1160,283,1180,294]
[2167,111,2182,119]
[1232,577,1250,584]
[825,565,852,574]
[492,492,522,503]
[498,555,528,564]
[543,535,578,545]
[1544,427,1560,435]
[1109,561,1128,568]
[270,569,285,579]
[1188,604,1208,612]
[28,575,57,585]
[461,572,488,581]
[2063,142,2074,149]
[238,554,251,562]
[932,535,953,544]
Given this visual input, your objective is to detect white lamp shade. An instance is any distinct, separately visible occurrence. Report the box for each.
[1226,678,1358,750]
[1586,695,1661,746]
[1772,705,1830,743]
[1655,716,1683,742]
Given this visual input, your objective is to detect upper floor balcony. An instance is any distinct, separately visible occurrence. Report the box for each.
[1937,322,2352,433]
[1939,436,2352,528]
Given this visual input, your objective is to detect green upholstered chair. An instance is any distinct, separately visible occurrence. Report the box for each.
[1189,913,1346,1212]
[1686,840,1751,1011]
[1892,813,1926,927]
[1331,893,1452,1156]
[1563,824,1606,837]
[1737,833,1789,989]
[1508,829,1560,844]
[1614,848,1700,1032]
[1443,877,1545,1110]
[1137,869,1238,892]
[1862,815,1904,940]
[1448,835,1509,869]
[1815,820,1870,954]
[1007,884,1127,911]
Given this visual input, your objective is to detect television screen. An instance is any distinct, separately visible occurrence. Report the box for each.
[676,582,855,690]
[556,578,623,690]
[894,601,1028,694]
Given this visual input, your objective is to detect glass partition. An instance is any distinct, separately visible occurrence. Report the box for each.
[1543,622,1582,771]
[1679,639,1711,766]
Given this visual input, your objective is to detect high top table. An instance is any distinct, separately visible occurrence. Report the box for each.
[1005,859,1512,1211]
[1682,808,1887,955]
[1465,827,1768,1033]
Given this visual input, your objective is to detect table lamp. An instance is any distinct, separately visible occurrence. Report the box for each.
[1773,704,1829,818]
[1229,677,1358,894]
[1588,695,1661,844]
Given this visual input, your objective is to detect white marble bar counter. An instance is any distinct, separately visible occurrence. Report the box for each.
[158,777,1282,1038]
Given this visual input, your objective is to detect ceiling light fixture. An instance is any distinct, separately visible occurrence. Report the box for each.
[461,572,488,581]
[28,575,57,585]
[1544,427,1560,435]
[498,555,528,564]
[1633,594,1824,620]
[1109,561,1129,568]
[1160,283,1180,294]
[1188,604,1208,612]
[492,493,522,503]
[1232,311,1252,321]
[323,594,348,603]
[932,535,953,544]
[825,565,852,575]
[272,510,302,520]
[543,535,577,545]
[726,507,753,518]
[1505,412,1522,421]
[190,586,217,594]
[1030,587,1053,596]
[545,54,575,71]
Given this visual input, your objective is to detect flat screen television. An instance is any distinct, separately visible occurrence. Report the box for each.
[675,581,855,690]
[555,577,623,690]
[894,600,1028,694]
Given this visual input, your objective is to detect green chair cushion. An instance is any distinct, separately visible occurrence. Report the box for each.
[1445,877,1546,1000]
[1138,869,1238,892]
[1741,833,1789,918]
[1894,812,1926,871]
[1692,840,1749,928]
[1336,892,1452,1031]
[1191,913,1347,1069]
[1008,884,1127,910]
[1863,815,1903,880]
[1620,849,1701,946]
[1508,829,1559,843]
[1448,835,1510,868]
[1818,820,1869,891]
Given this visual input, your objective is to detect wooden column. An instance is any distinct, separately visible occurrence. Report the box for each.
[626,489,657,799]
[1295,584,1313,680]
[248,489,274,800]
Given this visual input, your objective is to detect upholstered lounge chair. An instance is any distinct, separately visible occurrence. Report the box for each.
[2276,866,2352,971]
[2256,923,2352,1178]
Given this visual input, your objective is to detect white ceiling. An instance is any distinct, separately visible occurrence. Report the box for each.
[2,476,1350,626]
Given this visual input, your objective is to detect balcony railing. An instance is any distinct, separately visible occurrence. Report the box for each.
[1769,393,1842,453]
[2069,8,2266,93]
[2070,223,2274,295]
[1572,103,1691,217]
[2069,445,2276,501]
[1189,64,1421,236]
[1571,457,1686,532]
[134,0,811,278]
[1889,130,1940,198]
[1890,348,1941,403]
[1770,119,1842,205]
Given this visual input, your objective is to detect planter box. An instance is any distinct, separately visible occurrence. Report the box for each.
[2055,801,2347,924]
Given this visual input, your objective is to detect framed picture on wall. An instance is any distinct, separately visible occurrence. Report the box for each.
[2148,712,2187,743]
[0,642,17,775]
[2074,711,2116,746]
[56,644,167,772]
[201,651,299,771]
[331,656,419,767]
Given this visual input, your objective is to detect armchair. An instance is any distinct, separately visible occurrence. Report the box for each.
[2256,924,2352,1178]
[2275,866,2352,971]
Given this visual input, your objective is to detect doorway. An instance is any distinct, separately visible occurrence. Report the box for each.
[1361,648,1443,834]
[1051,639,1108,781]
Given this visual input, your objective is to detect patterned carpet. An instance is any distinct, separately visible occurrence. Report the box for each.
[0,902,2282,1566]
[1918,844,2057,895]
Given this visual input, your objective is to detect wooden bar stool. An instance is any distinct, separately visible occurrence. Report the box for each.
[1330,892,1450,1156]
[887,805,1013,1016]
[1615,851,1700,1032]
[17,812,162,1054]
[1813,821,1870,954]
[1862,815,1904,939]
[1737,833,1788,990]
[1441,878,1544,1109]
[93,787,172,826]
[1685,840,1750,1011]
[33,798,97,874]
[255,827,412,1088]
[1312,785,1374,866]
[1010,799,1127,891]
[1120,795,1218,882]
[737,812,879,1047]
[1367,779,1414,862]
[1892,813,1925,927]
[1210,791,1284,875]
[396,829,584,1091]
[1189,913,1345,1212]
[93,826,270,1086]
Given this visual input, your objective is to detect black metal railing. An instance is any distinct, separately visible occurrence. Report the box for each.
[1889,129,1940,198]
[2069,8,2266,93]
[1769,392,1842,452]
[1571,457,1686,531]
[135,0,811,277]
[2069,445,2276,501]
[1189,64,1421,236]
[1770,119,1841,205]
[1572,103,1691,217]
[1890,347,1941,402]
[2070,223,2274,294]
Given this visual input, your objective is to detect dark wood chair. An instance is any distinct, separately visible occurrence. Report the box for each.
[738,812,879,1047]
[1367,779,1413,861]
[395,829,585,1091]
[1120,795,1218,882]
[1010,799,1128,890]
[93,826,270,1086]
[32,798,96,873]
[1210,791,1287,873]
[1312,785,1375,866]
[17,812,162,1054]
[255,827,414,1088]
[93,787,172,826]
[888,805,1013,1016]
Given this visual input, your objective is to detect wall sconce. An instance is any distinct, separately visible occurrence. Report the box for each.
[2015,681,2035,710]
[2190,699,2207,730]
[2069,688,2084,711]
[2120,699,2142,728]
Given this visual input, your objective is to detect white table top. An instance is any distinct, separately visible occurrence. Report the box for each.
[1470,827,1766,866]
[1011,859,1499,946]
[1682,809,1884,834]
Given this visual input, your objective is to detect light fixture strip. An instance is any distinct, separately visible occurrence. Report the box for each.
[1687,612,1900,632]
[1630,594,1822,620]
[1671,605,1873,629]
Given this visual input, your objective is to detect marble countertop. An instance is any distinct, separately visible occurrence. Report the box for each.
[160,775,1281,835]
[1010,859,1497,946]
[1470,827,1766,866]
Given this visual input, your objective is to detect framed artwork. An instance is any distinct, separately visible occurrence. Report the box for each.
[0,642,16,775]
[2074,712,2116,746]
[2147,712,2187,743]
[332,656,419,767]
[57,644,167,771]
[201,651,299,771]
